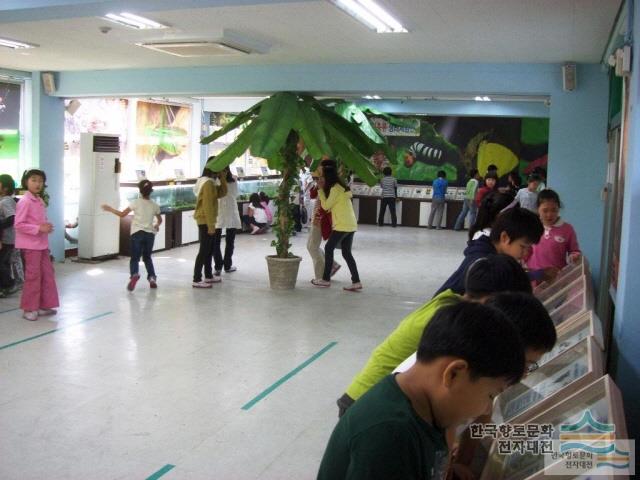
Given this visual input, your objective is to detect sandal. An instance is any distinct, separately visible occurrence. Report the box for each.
[311,279,330,288]
[343,282,363,292]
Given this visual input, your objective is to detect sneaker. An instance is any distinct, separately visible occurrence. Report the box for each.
[23,311,38,321]
[250,225,260,235]
[311,278,330,288]
[214,270,222,276]
[127,274,140,291]
[225,266,237,273]
[38,308,57,316]
[149,277,157,289]
[204,277,222,284]
[343,282,363,292]
[330,263,341,278]
[192,281,213,288]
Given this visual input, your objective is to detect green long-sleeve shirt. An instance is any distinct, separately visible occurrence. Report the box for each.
[345,289,461,400]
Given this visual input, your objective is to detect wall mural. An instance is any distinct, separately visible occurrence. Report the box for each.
[135,101,191,180]
[371,115,550,186]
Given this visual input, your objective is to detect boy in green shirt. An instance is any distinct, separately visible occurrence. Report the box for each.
[337,254,532,415]
[318,302,526,480]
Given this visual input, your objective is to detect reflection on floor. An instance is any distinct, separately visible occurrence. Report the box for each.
[0,225,466,479]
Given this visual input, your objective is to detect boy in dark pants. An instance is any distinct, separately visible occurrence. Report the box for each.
[378,166,398,227]
[318,302,525,480]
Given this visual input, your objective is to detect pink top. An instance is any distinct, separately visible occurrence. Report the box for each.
[15,191,50,250]
[526,219,580,270]
[260,201,273,222]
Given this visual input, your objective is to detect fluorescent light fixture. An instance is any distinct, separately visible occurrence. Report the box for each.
[363,95,381,99]
[474,96,492,102]
[0,37,38,49]
[104,12,168,29]
[372,95,381,99]
[329,0,407,33]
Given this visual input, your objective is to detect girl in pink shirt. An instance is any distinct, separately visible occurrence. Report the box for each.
[15,169,59,321]
[526,189,581,272]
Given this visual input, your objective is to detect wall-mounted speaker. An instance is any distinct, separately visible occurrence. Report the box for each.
[41,72,56,95]
[562,63,576,92]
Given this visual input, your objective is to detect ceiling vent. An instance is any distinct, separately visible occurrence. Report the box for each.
[137,41,251,57]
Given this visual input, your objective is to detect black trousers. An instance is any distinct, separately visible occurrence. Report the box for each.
[213,228,236,271]
[241,215,267,230]
[291,205,302,232]
[323,231,359,283]
[378,197,397,227]
[0,243,15,289]
[193,224,215,282]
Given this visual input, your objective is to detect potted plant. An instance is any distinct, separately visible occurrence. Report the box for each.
[200,92,386,289]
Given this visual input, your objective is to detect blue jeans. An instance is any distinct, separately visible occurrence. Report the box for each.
[130,231,156,279]
[454,199,478,230]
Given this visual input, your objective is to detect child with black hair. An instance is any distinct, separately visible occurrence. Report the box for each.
[0,174,17,296]
[428,170,448,229]
[103,180,162,291]
[475,172,498,208]
[319,301,525,480]
[242,193,269,234]
[378,166,397,227]
[506,173,541,213]
[337,254,532,416]
[434,207,544,297]
[526,189,581,272]
[15,169,59,321]
[213,167,241,275]
[448,292,557,479]
[454,168,481,231]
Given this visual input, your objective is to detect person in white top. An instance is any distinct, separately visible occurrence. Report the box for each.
[213,167,242,275]
[102,179,162,291]
[242,193,269,234]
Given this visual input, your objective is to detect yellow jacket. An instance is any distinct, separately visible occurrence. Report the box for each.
[193,177,227,230]
[319,184,357,232]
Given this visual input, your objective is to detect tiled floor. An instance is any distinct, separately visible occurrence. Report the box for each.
[0,225,467,480]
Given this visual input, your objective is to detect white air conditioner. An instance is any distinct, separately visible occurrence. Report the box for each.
[78,133,121,259]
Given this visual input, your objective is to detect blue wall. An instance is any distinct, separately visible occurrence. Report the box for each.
[53,62,609,283]
[30,72,65,261]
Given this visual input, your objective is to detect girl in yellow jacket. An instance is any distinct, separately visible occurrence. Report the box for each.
[192,165,227,288]
[312,165,362,291]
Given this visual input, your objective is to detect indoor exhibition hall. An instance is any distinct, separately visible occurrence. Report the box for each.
[0,1,638,479]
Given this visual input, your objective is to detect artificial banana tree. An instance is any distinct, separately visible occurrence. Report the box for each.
[200,92,387,259]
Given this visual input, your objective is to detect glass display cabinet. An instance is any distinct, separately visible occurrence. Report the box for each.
[534,257,589,300]
[481,375,629,480]
[120,182,197,212]
[493,337,602,425]
[236,177,281,201]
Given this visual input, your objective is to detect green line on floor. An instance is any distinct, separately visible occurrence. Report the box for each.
[242,341,338,411]
[0,311,113,351]
[0,307,19,314]
[145,464,175,480]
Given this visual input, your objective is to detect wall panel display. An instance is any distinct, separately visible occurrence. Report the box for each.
[370,115,549,186]
[135,101,191,181]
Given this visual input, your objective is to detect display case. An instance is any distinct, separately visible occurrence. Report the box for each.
[534,257,589,299]
[493,337,602,425]
[538,311,604,370]
[120,182,197,212]
[236,177,281,201]
[481,375,629,480]
[543,275,590,313]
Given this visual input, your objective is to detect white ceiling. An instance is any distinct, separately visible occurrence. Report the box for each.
[0,0,622,72]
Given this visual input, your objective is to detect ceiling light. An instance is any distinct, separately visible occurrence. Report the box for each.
[329,0,407,33]
[103,12,168,29]
[474,96,492,102]
[137,41,251,57]
[0,37,38,49]
[483,96,491,101]
[372,95,381,99]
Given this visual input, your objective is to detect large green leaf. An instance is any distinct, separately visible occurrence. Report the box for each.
[200,101,263,145]
[317,106,382,158]
[267,151,285,171]
[206,120,260,171]
[249,92,298,159]
[294,98,333,159]
[325,123,379,186]
[333,102,385,144]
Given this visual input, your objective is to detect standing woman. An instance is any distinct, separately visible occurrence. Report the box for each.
[192,163,227,288]
[213,166,241,275]
[312,165,361,291]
